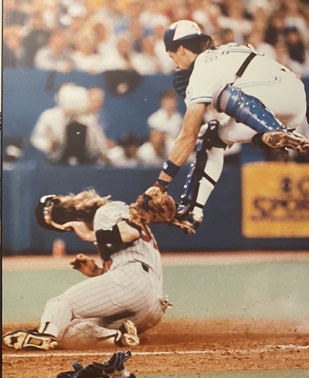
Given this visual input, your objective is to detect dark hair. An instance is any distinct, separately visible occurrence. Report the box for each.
[168,35,214,54]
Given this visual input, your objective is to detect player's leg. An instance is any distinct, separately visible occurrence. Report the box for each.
[171,121,225,234]
[61,318,139,349]
[101,263,169,334]
[3,270,141,350]
[213,84,309,152]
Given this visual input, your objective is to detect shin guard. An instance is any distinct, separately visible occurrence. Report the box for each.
[178,121,224,213]
[213,84,284,133]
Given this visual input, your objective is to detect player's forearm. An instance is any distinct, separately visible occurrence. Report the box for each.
[118,220,141,242]
[156,104,204,189]
[157,132,196,183]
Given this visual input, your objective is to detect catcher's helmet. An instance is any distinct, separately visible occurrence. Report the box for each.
[35,195,74,232]
[164,20,210,51]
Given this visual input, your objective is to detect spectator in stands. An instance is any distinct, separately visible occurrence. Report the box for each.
[139,0,169,32]
[3,26,26,68]
[217,0,253,44]
[3,0,309,77]
[58,1,88,27]
[147,89,182,142]
[283,26,309,76]
[86,87,115,150]
[192,1,222,36]
[30,83,108,165]
[90,18,117,57]
[138,128,174,167]
[71,30,107,74]
[126,17,152,54]
[165,0,194,23]
[93,0,128,34]
[131,35,163,75]
[212,27,235,46]
[264,10,286,46]
[245,28,276,59]
[65,13,90,50]
[23,11,51,68]
[31,0,61,30]
[107,132,142,167]
[103,34,135,71]
[3,0,28,27]
[282,0,308,46]
[34,28,75,73]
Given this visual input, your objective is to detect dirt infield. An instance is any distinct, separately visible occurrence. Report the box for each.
[3,318,309,377]
[3,251,309,377]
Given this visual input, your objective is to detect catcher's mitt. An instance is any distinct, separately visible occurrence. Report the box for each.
[129,186,177,228]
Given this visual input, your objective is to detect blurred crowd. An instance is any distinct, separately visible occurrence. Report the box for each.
[27,83,184,167]
[3,0,309,76]
[4,0,309,167]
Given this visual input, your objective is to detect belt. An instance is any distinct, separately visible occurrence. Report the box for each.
[141,263,149,273]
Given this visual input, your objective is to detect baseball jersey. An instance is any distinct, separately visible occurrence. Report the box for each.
[185,43,293,107]
[93,201,162,280]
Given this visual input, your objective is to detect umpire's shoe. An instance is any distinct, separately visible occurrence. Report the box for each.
[261,129,309,153]
[2,329,58,350]
[115,320,140,347]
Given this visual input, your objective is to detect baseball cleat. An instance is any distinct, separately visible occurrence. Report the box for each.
[2,329,58,350]
[115,320,140,347]
[262,129,309,153]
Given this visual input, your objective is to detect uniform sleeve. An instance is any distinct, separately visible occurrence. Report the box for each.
[185,49,236,107]
[184,54,215,107]
[93,201,130,231]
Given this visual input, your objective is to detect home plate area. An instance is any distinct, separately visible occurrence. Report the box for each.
[2,318,309,377]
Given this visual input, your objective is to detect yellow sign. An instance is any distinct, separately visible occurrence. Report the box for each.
[242,162,309,238]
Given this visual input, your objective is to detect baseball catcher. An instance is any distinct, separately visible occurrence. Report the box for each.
[135,19,309,235]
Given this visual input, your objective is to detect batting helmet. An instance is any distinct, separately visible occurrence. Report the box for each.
[164,20,211,51]
[35,195,75,232]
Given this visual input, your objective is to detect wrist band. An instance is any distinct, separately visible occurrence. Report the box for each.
[162,159,181,178]
[155,180,169,192]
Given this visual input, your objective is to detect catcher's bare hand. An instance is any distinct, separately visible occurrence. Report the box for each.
[70,253,103,277]
[62,221,96,242]
[129,186,177,228]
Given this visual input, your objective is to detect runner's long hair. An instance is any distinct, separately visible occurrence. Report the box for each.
[53,189,110,224]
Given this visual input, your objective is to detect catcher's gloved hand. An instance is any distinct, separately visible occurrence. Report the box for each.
[129,186,177,228]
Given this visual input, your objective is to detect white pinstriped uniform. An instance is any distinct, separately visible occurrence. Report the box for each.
[39,201,169,342]
[186,43,308,143]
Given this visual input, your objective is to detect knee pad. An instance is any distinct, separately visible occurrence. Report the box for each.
[198,120,227,150]
[213,84,283,133]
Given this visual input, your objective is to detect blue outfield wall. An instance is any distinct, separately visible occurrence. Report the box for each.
[2,162,309,255]
[2,69,309,254]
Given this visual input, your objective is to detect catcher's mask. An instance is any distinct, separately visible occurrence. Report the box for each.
[35,195,75,232]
